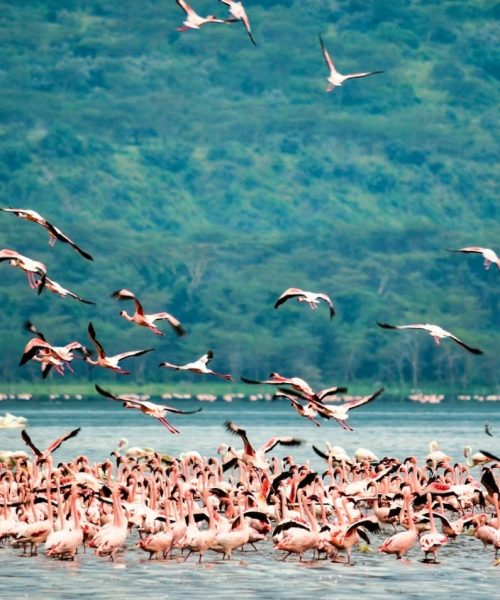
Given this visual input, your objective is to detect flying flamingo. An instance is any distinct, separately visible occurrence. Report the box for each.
[218,0,256,45]
[282,387,385,430]
[176,0,225,31]
[94,384,202,434]
[448,246,500,271]
[84,322,154,374]
[159,350,232,380]
[111,289,185,337]
[224,420,302,470]
[274,288,335,319]
[0,249,47,290]
[0,208,93,260]
[319,34,383,92]
[377,322,483,355]
[42,276,95,304]
[21,428,81,460]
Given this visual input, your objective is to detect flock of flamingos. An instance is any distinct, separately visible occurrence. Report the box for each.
[0,0,499,572]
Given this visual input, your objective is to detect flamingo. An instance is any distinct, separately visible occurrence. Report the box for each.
[377,322,483,355]
[273,390,322,427]
[419,494,448,562]
[0,249,47,290]
[274,287,335,319]
[176,0,225,31]
[242,372,347,400]
[85,322,154,374]
[159,350,232,380]
[94,384,202,434]
[42,276,95,304]
[0,208,93,260]
[319,34,383,92]
[46,488,84,560]
[218,0,256,45]
[92,487,128,560]
[379,493,418,559]
[224,421,302,470]
[111,289,185,337]
[21,428,81,460]
[448,246,500,271]
[283,387,384,431]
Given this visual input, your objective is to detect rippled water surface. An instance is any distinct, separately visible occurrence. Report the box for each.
[0,395,499,599]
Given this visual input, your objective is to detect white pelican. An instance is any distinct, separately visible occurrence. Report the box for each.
[274,287,335,319]
[377,322,483,355]
[319,35,383,92]
[111,289,185,336]
[448,246,500,270]
[0,208,93,260]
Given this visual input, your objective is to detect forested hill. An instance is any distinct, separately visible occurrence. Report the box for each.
[0,0,498,390]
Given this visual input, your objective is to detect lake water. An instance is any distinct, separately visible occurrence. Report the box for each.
[0,394,499,599]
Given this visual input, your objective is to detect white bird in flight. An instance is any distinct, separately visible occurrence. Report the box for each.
[319,35,383,93]
[377,322,483,355]
[176,0,225,31]
[448,246,500,271]
[218,0,256,45]
[274,287,335,319]
[159,350,233,380]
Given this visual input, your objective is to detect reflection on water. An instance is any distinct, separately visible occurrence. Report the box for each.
[0,396,499,598]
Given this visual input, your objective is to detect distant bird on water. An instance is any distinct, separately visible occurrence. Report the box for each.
[377,322,483,355]
[111,289,185,337]
[84,322,155,374]
[218,0,256,45]
[0,208,93,260]
[176,0,225,31]
[274,288,335,319]
[319,35,383,93]
[448,247,500,271]
[159,350,233,380]
[485,423,493,437]
[94,385,202,434]
[0,249,48,293]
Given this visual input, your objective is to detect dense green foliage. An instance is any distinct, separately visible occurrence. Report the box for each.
[0,0,498,391]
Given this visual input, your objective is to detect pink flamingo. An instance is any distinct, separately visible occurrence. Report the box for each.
[274,287,335,319]
[159,350,232,381]
[111,289,185,337]
[379,494,418,559]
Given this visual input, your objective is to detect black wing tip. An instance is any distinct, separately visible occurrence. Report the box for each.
[377,321,394,329]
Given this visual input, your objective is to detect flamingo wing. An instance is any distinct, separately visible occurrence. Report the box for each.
[45,222,93,260]
[224,421,256,457]
[311,445,329,460]
[343,70,384,81]
[151,312,186,336]
[259,436,302,454]
[21,430,43,456]
[113,348,155,362]
[176,0,195,15]
[447,333,483,355]
[318,35,336,74]
[343,387,385,410]
[316,293,336,319]
[88,322,106,357]
[274,288,305,309]
[46,427,81,453]
[111,289,144,315]
[377,322,427,331]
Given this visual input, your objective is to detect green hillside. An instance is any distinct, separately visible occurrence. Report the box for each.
[0,0,498,391]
